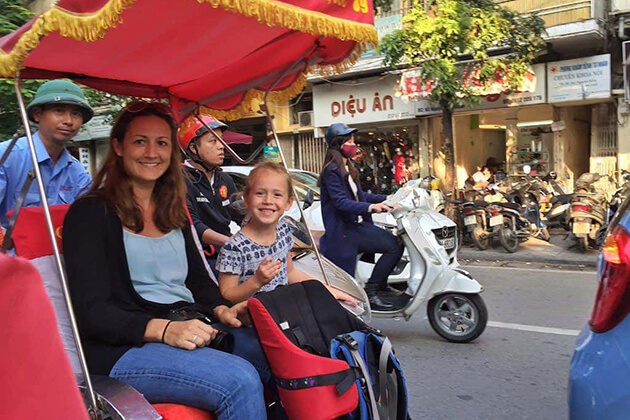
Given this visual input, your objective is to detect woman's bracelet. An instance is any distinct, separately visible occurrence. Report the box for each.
[161,320,173,343]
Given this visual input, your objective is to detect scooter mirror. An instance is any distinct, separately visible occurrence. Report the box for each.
[523,165,531,175]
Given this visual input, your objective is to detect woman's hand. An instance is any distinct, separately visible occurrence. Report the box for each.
[326,285,358,307]
[214,302,250,327]
[163,319,218,350]
[369,203,392,213]
[254,257,282,286]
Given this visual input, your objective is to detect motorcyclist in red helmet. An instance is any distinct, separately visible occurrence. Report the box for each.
[179,114,239,277]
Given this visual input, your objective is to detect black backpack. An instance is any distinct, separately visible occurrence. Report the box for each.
[249,280,409,420]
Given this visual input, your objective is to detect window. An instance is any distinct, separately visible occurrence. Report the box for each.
[289,93,313,126]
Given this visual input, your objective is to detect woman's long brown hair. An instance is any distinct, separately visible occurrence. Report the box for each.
[87,102,187,233]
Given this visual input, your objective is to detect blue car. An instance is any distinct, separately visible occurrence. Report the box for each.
[569,195,630,419]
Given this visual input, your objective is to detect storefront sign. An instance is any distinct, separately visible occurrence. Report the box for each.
[263,145,280,162]
[79,147,91,173]
[312,76,416,127]
[551,120,566,132]
[414,63,546,115]
[547,54,611,103]
[362,14,402,58]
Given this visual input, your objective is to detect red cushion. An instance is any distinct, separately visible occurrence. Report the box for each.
[0,254,88,420]
[8,205,70,259]
[152,403,215,420]
[248,298,358,420]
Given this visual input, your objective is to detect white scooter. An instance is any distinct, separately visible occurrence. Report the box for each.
[354,182,488,343]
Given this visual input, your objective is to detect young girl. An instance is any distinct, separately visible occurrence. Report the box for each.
[216,162,357,305]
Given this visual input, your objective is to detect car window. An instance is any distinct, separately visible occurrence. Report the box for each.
[227,173,247,192]
[291,172,319,192]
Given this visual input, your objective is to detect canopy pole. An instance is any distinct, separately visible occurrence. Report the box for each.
[193,112,266,165]
[262,39,331,286]
[14,75,100,418]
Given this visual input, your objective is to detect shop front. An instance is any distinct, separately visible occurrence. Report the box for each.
[312,74,430,194]
[412,55,611,191]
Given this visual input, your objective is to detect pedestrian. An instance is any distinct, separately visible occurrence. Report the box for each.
[178,115,239,277]
[317,123,404,311]
[0,79,94,228]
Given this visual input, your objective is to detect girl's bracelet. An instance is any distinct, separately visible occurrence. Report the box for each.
[161,320,173,343]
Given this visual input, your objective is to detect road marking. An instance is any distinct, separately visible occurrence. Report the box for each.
[488,321,580,336]
[463,265,596,276]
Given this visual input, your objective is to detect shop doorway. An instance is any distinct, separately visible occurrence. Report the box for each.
[354,124,420,194]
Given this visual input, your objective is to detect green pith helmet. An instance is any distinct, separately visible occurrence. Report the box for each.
[26,79,94,123]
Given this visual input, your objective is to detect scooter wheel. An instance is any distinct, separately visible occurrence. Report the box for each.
[428,293,488,343]
[471,225,489,251]
[498,218,519,253]
[576,236,588,252]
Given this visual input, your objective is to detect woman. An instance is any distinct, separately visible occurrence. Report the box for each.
[63,101,266,419]
[317,123,404,311]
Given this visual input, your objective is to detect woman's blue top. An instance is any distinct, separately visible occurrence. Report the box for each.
[123,228,194,304]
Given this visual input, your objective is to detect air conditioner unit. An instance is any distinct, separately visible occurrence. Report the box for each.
[298,111,313,127]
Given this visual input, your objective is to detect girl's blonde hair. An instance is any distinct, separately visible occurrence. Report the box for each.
[244,162,294,199]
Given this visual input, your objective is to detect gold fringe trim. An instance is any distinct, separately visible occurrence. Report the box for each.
[196,0,376,43]
[198,73,309,121]
[198,40,370,121]
[0,0,377,77]
[0,0,135,77]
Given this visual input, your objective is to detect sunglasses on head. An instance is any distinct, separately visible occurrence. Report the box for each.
[124,100,172,116]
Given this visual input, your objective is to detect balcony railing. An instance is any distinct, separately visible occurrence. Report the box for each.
[495,0,598,28]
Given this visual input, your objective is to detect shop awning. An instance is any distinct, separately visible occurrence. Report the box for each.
[223,131,253,145]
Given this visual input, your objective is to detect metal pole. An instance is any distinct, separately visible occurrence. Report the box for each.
[262,41,331,286]
[14,75,100,417]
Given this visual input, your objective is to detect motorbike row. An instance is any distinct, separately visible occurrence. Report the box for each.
[420,169,630,253]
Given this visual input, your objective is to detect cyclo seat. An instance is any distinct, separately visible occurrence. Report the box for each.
[0,254,88,420]
[10,205,214,420]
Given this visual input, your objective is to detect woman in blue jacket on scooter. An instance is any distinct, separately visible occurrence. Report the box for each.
[318,123,404,311]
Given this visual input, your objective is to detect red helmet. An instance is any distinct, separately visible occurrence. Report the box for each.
[178,114,227,152]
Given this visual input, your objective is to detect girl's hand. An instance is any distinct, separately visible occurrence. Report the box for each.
[163,319,217,350]
[326,286,358,307]
[369,203,392,213]
[255,257,282,286]
[214,302,250,327]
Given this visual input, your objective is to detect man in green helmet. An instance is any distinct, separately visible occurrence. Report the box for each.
[0,79,94,227]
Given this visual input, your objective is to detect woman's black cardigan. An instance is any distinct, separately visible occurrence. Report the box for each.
[63,196,230,375]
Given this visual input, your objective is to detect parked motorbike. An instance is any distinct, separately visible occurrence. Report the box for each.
[353,185,488,343]
[419,175,446,213]
[568,173,609,251]
[462,200,492,251]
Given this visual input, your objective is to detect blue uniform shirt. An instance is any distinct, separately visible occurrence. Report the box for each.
[0,132,92,226]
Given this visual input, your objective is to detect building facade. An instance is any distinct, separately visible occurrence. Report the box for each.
[283,0,629,193]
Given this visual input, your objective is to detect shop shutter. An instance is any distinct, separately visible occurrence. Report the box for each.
[298,133,327,173]
[592,103,617,177]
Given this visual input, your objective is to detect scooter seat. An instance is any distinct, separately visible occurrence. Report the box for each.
[497,202,521,211]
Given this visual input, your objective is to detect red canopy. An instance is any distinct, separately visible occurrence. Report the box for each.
[0,0,376,121]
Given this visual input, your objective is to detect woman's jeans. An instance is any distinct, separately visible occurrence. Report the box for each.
[356,222,404,292]
[110,326,268,420]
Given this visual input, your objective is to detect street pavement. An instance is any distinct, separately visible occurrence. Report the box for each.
[459,230,599,267]
[370,264,598,420]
